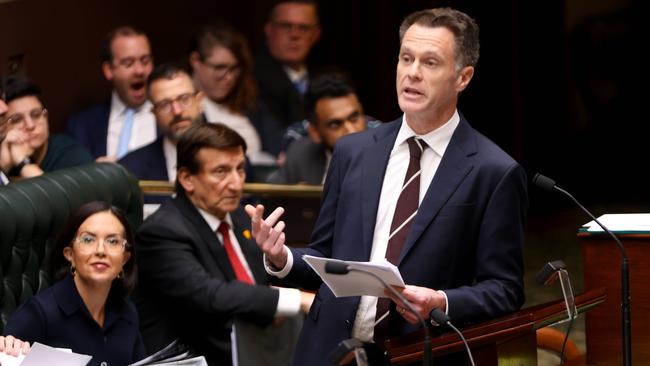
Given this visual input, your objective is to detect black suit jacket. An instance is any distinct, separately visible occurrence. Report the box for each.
[253,47,306,127]
[65,99,111,159]
[119,136,168,181]
[135,193,279,366]
[267,137,326,185]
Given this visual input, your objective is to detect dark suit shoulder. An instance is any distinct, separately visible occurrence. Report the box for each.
[118,137,168,181]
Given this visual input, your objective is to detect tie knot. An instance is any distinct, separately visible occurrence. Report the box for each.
[407,137,427,160]
[217,221,230,235]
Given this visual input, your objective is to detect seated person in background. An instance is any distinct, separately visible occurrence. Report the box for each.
[66,26,157,161]
[189,24,281,165]
[1,201,145,366]
[267,73,368,185]
[119,63,205,183]
[254,0,321,128]
[0,87,9,184]
[134,123,313,366]
[0,76,92,180]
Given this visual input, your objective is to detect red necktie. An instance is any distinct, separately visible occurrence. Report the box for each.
[375,136,427,343]
[218,222,254,285]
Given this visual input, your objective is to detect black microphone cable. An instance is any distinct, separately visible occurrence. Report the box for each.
[429,308,475,366]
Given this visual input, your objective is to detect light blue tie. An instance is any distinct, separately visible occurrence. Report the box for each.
[116,108,135,158]
[293,77,307,95]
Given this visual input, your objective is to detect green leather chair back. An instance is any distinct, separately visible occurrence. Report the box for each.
[0,163,143,332]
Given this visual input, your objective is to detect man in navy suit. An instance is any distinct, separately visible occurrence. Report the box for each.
[119,63,205,183]
[66,26,157,161]
[248,7,527,365]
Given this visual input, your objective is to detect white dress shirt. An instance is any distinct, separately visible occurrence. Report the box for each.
[106,91,157,158]
[267,111,460,341]
[0,170,9,185]
[162,137,177,182]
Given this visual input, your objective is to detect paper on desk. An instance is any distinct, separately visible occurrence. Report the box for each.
[302,255,405,297]
[18,342,91,366]
[583,213,650,232]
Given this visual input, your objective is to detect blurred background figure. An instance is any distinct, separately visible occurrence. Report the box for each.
[0,76,91,180]
[190,24,280,166]
[1,201,144,366]
[254,0,321,128]
[268,72,372,185]
[66,26,158,162]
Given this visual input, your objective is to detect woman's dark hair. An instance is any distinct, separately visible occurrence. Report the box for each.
[48,201,137,293]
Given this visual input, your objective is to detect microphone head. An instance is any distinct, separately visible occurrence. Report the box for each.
[324,261,350,275]
[532,173,556,192]
[429,308,451,326]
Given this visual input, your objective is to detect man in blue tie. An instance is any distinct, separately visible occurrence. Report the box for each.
[248,7,528,365]
[66,26,158,162]
[254,0,321,127]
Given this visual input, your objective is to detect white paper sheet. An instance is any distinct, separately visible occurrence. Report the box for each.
[302,255,405,297]
[583,213,650,232]
[17,342,91,366]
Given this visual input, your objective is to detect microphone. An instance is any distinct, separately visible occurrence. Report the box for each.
[532,173,632,366]
[429,309,475,366]
[324,261,431,366]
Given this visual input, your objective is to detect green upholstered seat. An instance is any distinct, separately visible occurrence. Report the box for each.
[0,163,143,332]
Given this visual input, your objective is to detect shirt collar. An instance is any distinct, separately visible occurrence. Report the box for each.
[395,110,460,158]
[110,90,152,115]
[197,207,233,232]
[283,65,307,83]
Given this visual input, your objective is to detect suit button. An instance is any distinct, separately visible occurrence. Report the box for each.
[345,320,351,327]
[100,362,108,366]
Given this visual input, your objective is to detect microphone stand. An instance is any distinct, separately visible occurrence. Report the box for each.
[346,268,432,366]
[534,174,631,366]
[555,185,631,366]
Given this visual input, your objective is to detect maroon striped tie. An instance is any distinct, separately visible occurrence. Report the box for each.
[375,136,427,344]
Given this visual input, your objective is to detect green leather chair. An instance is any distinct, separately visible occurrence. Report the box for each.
[0,163,143,332]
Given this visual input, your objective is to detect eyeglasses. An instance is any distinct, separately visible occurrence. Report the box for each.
[201,60,242,80]
[152,92,198,114]
[2,107,48,127]
[74,233,127,253]
[271,21,317,35]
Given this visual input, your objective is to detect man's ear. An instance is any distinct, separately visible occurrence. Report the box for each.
[189,51,202,70]
[306,122,322,144]
[102,61,114,82]
[455,66,474,92]
[178,168,195,193]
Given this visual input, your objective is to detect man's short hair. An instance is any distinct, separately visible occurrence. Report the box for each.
[176,123,247,192]
[100,25,148,63]
[2,75,42,104]
[399,7,480,68]
[147,63,192,93]
[268,0,319,23]
[305,72,356,123]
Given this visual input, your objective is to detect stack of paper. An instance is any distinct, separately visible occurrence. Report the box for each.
[582,213,650,233]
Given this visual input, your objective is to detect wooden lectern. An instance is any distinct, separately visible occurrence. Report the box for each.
[385,288,605,365]
[580,231,650,365]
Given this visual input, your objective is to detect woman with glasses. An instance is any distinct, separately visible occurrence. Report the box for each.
[0,76,91,180]
[0,201,145,365]
[189,24,283,170]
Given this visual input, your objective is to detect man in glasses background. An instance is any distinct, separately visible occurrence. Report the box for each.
[66,26,158,162]
[0,76,92,181]
[254,0,321,128]
[119,63,205,192]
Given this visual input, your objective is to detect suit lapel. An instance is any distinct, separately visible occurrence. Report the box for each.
[398,118,477,264]
[175,193,237,281]
[361,120,401,257]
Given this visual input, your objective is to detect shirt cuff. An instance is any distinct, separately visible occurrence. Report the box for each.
[275,287,301,316]
[439,290,449,314]
[263,246,293,279]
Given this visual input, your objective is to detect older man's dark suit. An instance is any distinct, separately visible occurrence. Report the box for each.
[279,115,528,365]
[65,100,111,159]
[135,193,279,365]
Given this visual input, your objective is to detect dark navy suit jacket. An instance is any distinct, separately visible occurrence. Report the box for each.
[4,274,145,366]
[280,115,528,365]
[66,99,111,159]
[119,136,168,181]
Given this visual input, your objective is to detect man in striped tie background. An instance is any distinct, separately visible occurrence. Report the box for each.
[248,7,528,366]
